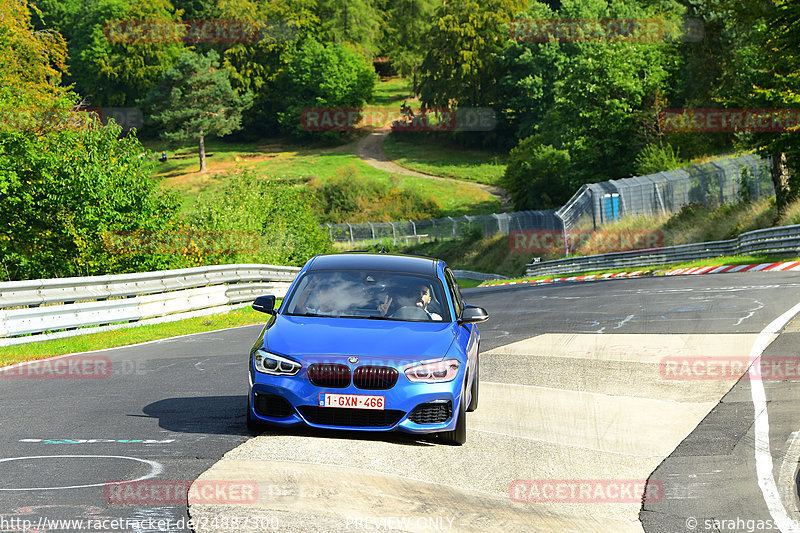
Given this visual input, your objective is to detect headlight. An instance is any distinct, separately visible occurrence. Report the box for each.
[404,359,460,383]
[253,349,301,376]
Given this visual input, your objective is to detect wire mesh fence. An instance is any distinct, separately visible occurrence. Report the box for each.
[325,155,772,245]
[326,210,562,246]
[556,154,772,231]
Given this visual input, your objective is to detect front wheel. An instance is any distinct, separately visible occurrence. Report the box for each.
[441,381,467,445]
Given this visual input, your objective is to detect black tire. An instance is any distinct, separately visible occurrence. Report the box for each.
[466,355,479,412]
[246,395,265,434]
[441,381,467,445]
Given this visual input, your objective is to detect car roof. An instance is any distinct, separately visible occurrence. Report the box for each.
[306,253,442,276]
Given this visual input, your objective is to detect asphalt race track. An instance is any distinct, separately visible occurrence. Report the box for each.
[2,272,800,532]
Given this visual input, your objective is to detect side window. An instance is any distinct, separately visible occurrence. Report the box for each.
[444,268,463,318]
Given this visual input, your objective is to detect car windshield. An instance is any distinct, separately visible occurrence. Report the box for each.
[283,270,451,322]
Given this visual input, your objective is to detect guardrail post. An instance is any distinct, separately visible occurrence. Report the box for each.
[346,223,354,246]
[389,222,397,245]
[410,220,417,240]
[326,223,333,243]
[368,222,375,243]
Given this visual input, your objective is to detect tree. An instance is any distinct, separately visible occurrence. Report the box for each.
[379,0,437,91]
[274,38,376,138]
[501,136,572,210]
[743,0,800,215]
[61,0,185,107]
[418,0,526,108]
[142,50,253,171]
[316,0,383,58]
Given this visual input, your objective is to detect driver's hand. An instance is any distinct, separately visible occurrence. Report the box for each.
[378,295,392,316]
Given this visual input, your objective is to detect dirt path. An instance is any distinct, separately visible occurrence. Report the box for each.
[353,127,511,212]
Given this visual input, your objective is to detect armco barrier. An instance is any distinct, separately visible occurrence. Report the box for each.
[525,224,800,276]
[0,264,300,343]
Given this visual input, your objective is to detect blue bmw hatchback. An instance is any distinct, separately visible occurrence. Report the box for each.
[246,252,489,445]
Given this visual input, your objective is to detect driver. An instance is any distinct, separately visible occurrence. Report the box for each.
[413,284,442,321]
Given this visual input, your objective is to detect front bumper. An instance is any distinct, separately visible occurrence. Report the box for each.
[249,370,464,434]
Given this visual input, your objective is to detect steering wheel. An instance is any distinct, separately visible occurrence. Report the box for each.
[391,305,429,320]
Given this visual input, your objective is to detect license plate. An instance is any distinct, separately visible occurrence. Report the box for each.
[319,393,385,410]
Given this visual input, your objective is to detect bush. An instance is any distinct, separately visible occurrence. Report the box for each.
[310,166,441,222]
[501,136,572,210]
[191,171,333,266]
[275,39,377,139]
[634,143,685,176]
[0,119,180,280]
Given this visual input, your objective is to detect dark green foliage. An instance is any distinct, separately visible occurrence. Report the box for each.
[0,121,180,281]
[501,136,571,210]
[274,38,376,138]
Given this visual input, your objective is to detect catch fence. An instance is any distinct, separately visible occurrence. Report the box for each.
[326,155,773,245]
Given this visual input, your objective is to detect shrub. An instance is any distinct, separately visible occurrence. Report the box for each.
[501,136,572,210]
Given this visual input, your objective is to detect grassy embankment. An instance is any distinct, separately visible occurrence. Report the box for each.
[391,196,800,279]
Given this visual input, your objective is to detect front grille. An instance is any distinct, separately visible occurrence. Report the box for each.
[353,366,398,390]
[254,393,295,418]
[307,364,351,388]
[408,401,453,424]
[298,406,405,427]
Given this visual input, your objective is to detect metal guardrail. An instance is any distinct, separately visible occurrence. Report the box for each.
[525,224,800,276]
[0,264,301,341]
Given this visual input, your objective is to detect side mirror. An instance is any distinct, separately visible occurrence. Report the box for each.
[459,305,489,324]
[252,295,277,315]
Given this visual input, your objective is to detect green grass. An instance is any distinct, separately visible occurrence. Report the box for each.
[369,77,416,111]
[150,140,500,219]
[0,306,271,367]
[383,134,507,185]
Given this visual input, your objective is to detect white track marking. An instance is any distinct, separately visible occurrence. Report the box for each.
[0,455,163,491]
[748,302,800,532]
[778,431,800,523]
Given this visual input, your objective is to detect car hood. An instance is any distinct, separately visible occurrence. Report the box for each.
[263,315,458,359]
